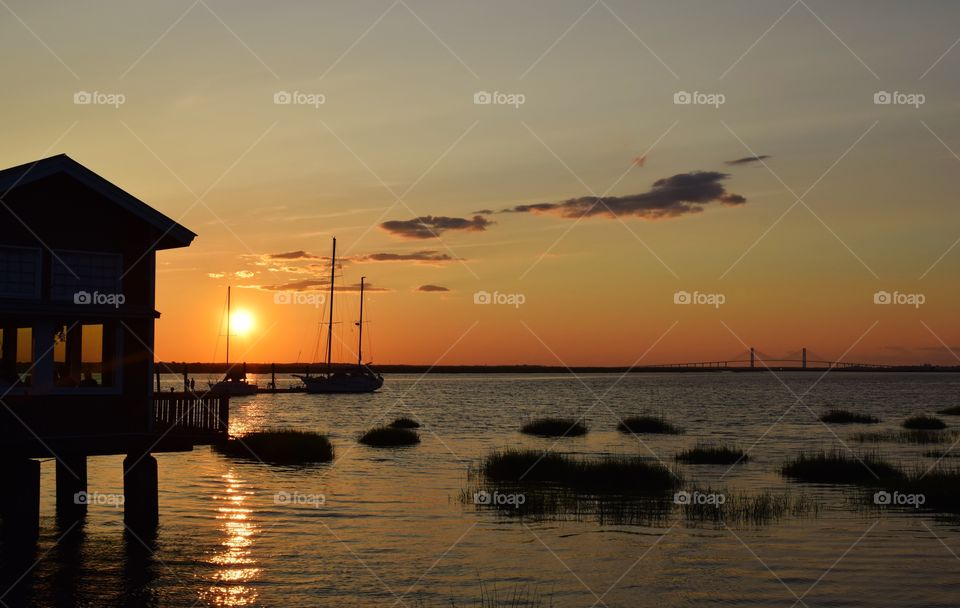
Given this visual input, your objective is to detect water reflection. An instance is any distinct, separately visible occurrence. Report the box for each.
[203,471,260,606]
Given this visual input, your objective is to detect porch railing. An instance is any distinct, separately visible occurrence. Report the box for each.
[153,392,229,438]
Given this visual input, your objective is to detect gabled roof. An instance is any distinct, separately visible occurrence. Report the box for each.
[0,154,196,250]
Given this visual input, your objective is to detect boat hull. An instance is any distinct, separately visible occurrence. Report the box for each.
[294,373,384,394]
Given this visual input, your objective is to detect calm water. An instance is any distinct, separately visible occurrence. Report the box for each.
[4,372,960,607]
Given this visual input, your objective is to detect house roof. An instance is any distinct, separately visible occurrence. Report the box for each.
[0,154,196,250]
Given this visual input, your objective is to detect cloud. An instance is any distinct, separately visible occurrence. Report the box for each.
[266,250,319,260]
[257,279,388,292]
[355,250,456,264]
[725,155,770,166]
[234,270,255,279]
[417,284,450,292]
[502,171,747,220]
[380,215,493,239]
[207,272,225,279]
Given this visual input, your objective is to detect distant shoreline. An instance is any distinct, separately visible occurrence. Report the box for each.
[156,362,960,374]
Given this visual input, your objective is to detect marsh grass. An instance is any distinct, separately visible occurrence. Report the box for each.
[675,444,748,465]
[781,450,902,484]
[617,415,683,435]
[903,415,947,430]
[214,429,333,464]
[819,409,880,424]
[481,449,680,493]
[389,417,421,429]
[923,449,960,458]
[853,430,957,444]
[680,487,821,525]
[520,417,587,438]
[937,406,960,416]
[358,425,420,447]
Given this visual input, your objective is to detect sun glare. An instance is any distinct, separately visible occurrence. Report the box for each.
[230,310,255,336]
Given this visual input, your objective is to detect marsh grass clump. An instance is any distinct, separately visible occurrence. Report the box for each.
[904,415,948,430]
[781,450,902,485]
[520,417,587,438]
[388,417,421,429]
[617,415,683,435]
[675,444,748,465]
[481,449,680,493]
[937,406,960,416]
[854,429,957,444]
[358,425,420,447]
[819,409,880,424]
[214,429,333,464]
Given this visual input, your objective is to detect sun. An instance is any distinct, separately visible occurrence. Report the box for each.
[230,310,255,336]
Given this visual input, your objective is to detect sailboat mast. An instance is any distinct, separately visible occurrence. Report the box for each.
[326,237,336,375]
[357,276,365,367]
[226,286,231,366]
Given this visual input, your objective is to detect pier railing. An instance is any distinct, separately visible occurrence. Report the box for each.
[153,392,229,440]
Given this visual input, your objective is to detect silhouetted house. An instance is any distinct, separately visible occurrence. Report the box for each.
[0,154,226,537]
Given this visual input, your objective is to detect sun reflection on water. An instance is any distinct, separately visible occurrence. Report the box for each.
[202,471,261,606]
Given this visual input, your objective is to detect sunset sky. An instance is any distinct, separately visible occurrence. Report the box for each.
[3,0,960,365]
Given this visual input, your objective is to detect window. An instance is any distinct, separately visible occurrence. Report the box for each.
[0,246,41,299]
[52,322,113,388]
[51,251,122,302]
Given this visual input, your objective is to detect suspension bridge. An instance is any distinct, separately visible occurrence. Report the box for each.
[646,348,894,371]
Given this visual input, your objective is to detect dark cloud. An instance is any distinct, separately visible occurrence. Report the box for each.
[258,279,387,292]
[266,250,319,260]
[417,284,450,292]
[472,209,494,215]
[502,171,746,220]
[725,155,770,166]
[380,215,493,239]
[356,250,455,263]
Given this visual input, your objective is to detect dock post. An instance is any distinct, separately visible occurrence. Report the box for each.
[802,348,807,369]
[123,453,159,532]
[55,455,88,518]
[750,348,755,369]
[0,458,41,541]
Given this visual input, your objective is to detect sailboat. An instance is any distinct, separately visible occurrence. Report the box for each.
[294,237,384,394]
[208,286,258,396]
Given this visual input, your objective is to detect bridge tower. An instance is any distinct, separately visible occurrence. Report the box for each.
[802,348,807,369]
[750,347,755,369]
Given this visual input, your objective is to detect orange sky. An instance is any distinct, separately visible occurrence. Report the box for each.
[4,1,960,366]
